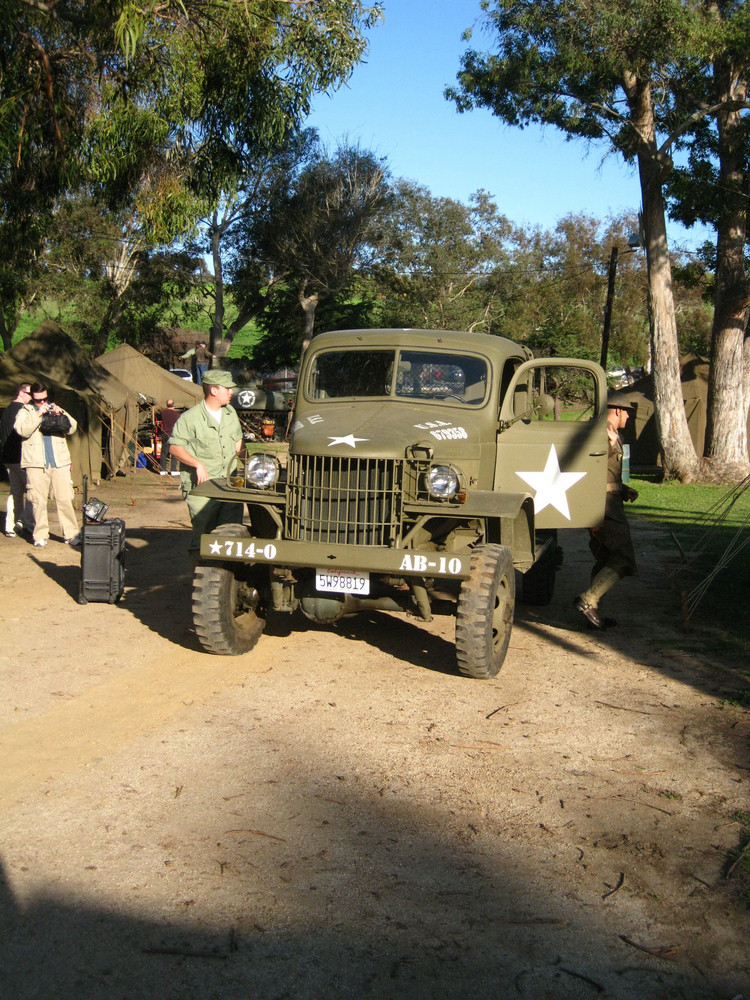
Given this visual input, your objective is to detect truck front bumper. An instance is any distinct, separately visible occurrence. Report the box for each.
[199,534,473,581]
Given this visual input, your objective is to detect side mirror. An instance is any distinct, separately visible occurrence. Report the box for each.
[535,393,555,418]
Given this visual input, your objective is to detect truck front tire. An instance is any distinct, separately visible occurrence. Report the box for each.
[192,526,265,655]
[455,544,515,679]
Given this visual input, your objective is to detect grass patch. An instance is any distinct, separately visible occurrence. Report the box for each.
[629,475,750,652]
[629,475,750,527]
[722,687,750,709]
[13,303,81,344]
[226,321,263,359]
[726,812,750,905]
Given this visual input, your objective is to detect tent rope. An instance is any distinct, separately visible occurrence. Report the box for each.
[676,475,750,622]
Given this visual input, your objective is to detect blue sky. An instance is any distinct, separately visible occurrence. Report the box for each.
[309,1,707,252]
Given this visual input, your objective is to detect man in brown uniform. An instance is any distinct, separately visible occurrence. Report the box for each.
[574,392,638,629]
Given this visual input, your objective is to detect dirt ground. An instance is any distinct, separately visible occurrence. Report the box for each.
[1,472,748,1000]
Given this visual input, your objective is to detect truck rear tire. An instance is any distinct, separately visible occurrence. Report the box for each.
[455,543,515,679]
[192,526,265,655]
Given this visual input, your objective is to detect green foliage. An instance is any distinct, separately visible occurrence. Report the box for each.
[449,0,701,158]
[447,0,750,477]
[248,278,381,370]
[375,182,513,333]
[232,141,392,355]
[0,0,384,347]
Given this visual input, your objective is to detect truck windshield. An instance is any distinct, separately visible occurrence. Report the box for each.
[308,349,488,404]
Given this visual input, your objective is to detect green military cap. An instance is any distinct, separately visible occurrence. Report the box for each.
[201,369,237,388]
[607,390,635,409]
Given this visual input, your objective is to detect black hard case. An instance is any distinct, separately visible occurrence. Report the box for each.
[78,477,126,604]
[79,519,126,604]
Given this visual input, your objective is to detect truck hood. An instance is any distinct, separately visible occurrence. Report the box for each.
[290,401,483,461]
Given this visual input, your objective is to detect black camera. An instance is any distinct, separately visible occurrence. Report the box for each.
[83,498,109,522]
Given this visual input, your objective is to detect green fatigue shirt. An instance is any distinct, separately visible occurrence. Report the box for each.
[170,400,242,489]
[170,401,244,551]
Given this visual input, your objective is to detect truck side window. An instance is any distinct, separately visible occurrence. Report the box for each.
[500,358,523,405]
[532,365,598,421]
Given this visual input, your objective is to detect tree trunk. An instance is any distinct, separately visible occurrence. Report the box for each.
[91,303,117,356]
[220,307,258,352]
[626,71,700,481]
[210,224,224,356]
[299,289,320,354]
[704,62,750,477]
[0,305,11,352]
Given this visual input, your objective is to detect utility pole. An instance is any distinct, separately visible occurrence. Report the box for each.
[600,246,619,371]
[600,232,642,371]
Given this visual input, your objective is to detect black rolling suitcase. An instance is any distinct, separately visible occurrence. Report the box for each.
[78,476,126,605]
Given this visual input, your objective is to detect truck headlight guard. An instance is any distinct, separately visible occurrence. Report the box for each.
[427,464,461,499]
[246,452,280,489]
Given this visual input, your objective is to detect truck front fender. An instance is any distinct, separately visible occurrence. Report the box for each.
[190,478,284,507]
[405,490,535,567]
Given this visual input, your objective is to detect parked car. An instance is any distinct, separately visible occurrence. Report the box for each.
[606,366,635,389]
[170,368,193,381]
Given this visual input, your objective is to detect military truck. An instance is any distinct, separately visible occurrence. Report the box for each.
[191,329,609,678]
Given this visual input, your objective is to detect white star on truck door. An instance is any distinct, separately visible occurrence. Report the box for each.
[516,445,586,520]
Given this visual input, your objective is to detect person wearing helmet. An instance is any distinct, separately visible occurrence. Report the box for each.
[574,391,638,629]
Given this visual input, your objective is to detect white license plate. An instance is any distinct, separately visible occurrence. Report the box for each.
[315,569,370,595]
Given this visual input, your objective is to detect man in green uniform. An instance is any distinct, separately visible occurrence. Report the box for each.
[169,369,244,555]
[574,391,638,629]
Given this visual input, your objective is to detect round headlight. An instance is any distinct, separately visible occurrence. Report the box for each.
[246,453,279,488]
[427,464,460,498]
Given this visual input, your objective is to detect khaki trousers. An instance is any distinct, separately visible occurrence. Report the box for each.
[3,463,34,532]
[26,465,79,543]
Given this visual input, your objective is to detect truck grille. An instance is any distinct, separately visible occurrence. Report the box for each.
[286,455,402,545]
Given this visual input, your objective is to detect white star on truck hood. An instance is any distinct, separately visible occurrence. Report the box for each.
[516,445,586,520]
[327,434,368,448]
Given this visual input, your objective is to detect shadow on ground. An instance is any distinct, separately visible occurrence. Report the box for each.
[2,758,742,1000]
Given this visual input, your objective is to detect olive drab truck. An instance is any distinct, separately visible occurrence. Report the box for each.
[190,329,609,678]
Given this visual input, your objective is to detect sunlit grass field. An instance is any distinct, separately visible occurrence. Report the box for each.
[630,474,750,660]
[12,294,262,358]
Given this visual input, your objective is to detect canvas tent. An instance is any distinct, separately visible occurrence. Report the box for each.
[96,344,202,408]
[623,354,750,468]
[1,321,139,483]
[0,356,99,485]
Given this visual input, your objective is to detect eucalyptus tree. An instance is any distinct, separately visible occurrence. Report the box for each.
[664,2,750,476]
[184,128,320,356]
[375,182,514,333]
[39,189,205,355]
[0,0,384,349]
[448,0,750,480]
[233,143,393,354]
